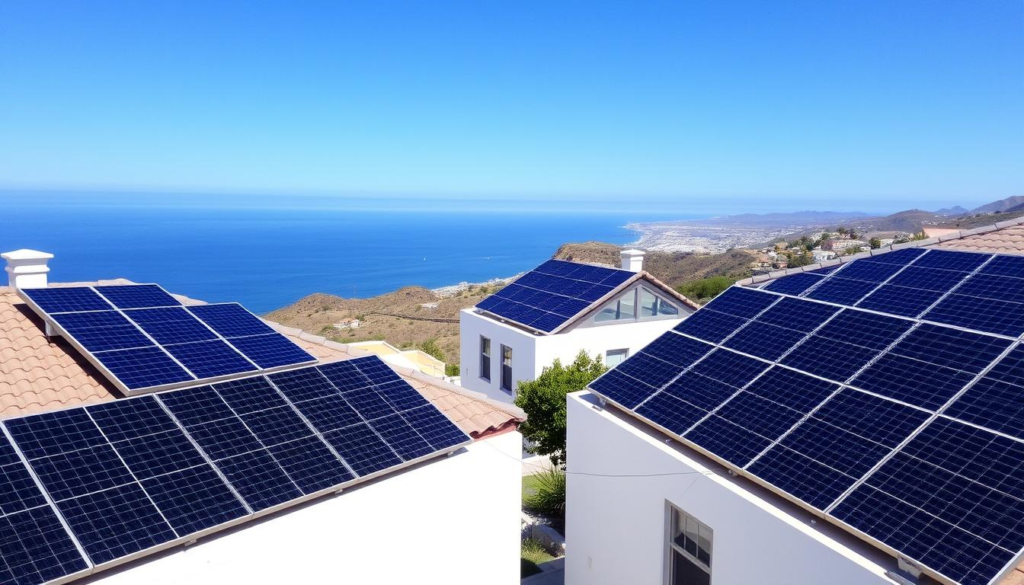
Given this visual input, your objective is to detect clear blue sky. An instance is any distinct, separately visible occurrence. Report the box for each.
[0,1,1021,212]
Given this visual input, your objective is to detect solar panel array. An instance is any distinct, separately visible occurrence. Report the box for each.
[475,259,635,333]
[588,248,1024,585]
[0,356,470,585]
[19,285,317,393]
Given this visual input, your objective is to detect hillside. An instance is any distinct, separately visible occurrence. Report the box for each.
[264,284,501,368]
[554,242,754,287]
[972,195,1024,214]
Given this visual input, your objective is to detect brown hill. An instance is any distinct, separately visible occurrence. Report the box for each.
[555,242,755,287]
[264,284,501,367]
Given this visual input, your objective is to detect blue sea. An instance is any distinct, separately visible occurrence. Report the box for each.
[0,192,695,313]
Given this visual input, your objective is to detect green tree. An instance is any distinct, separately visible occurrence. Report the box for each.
[676,276,736,301]
[788,252,813,267]
[869,237,882,249]
[420,338,445,362]
[514,351,607,467]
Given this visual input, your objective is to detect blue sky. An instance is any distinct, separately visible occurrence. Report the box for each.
[0,1,1021,212]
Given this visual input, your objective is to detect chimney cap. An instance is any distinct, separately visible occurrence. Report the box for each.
[1,249,54,261]
[620,249,645,257]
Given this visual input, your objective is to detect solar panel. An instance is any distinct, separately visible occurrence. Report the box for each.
[762,272,823,295]
[474,259,640,333]
[587,248,1024,585]
[18,285,316,394]
[0,356,470,582]
[94,284,181,309]
[0,430,90,585]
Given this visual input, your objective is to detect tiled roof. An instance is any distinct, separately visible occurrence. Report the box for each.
[0,283,524,440]
[935,223,1024,255]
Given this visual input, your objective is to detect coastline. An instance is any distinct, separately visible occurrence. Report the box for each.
[430,274,521,298]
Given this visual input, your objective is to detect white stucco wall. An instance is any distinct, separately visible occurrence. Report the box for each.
[459,309,538,402]
[565,392,898,585]
[460,296,686,403]
[90,431,523,585]
[533,316,681,377]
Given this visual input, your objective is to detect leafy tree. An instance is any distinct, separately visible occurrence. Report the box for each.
[514,351,607,467]
[788,252,813,267]
[676,276,736,301]
[837,226,849,235]
[869,237,882,249]
[420,338,445,362]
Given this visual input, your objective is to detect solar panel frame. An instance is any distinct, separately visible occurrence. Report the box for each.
[586,250,1024,585]
[18,286,318,396]
[473,259,652,334]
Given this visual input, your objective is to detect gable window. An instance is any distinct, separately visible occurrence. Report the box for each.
[595,290,637,322]
[480,336,491,381]
[641,287,680,318]
[668,506,712,585]
[500,345,513,392]
[606,349,628,367]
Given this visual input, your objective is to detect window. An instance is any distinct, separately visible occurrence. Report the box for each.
[595,290,637,322]
[479,336,491,381]
[668,506,712,585]
[641,287,680,318]
[500,345,513,392]
[605,349,628,367]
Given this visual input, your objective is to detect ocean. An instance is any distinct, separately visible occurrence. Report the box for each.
[0,192,692,313]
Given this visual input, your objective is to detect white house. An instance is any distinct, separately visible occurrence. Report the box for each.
[459,250,699,402]
[563,219,1024,585]
[0,250,525,585]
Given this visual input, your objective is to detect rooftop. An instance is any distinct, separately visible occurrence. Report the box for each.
[0,281,523,439]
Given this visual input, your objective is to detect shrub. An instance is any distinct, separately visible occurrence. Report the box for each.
[420,338,445,362]
[445,363,460,377]
[676,276,735,301]
[524,469,566,521]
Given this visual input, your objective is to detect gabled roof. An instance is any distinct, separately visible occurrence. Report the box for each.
[474,258,699,335]
[0,281,524,439]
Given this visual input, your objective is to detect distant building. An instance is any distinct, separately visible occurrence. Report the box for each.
[333,318,360,329]
[822,239,868,252]
[812,249,838,262]
[460,250,699,403]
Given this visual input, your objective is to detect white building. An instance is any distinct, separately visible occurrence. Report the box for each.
[459,250,699,403]
[0,250,525,585]
[563,220,1024,585]
[812,248,838,262]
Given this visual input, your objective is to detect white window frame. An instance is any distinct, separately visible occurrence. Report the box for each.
[500,344,513,392]
[665,503,712,585]
[593,284,682,326]
[479,336,491,382]
[605,348,629,367]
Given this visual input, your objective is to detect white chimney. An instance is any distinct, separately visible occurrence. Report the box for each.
[2,249,54,289]
[620,249,645,272]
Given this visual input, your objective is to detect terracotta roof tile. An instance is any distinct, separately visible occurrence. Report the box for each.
[0,283,524,441]
[0,288,120,418]
[937,224,1024,255]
